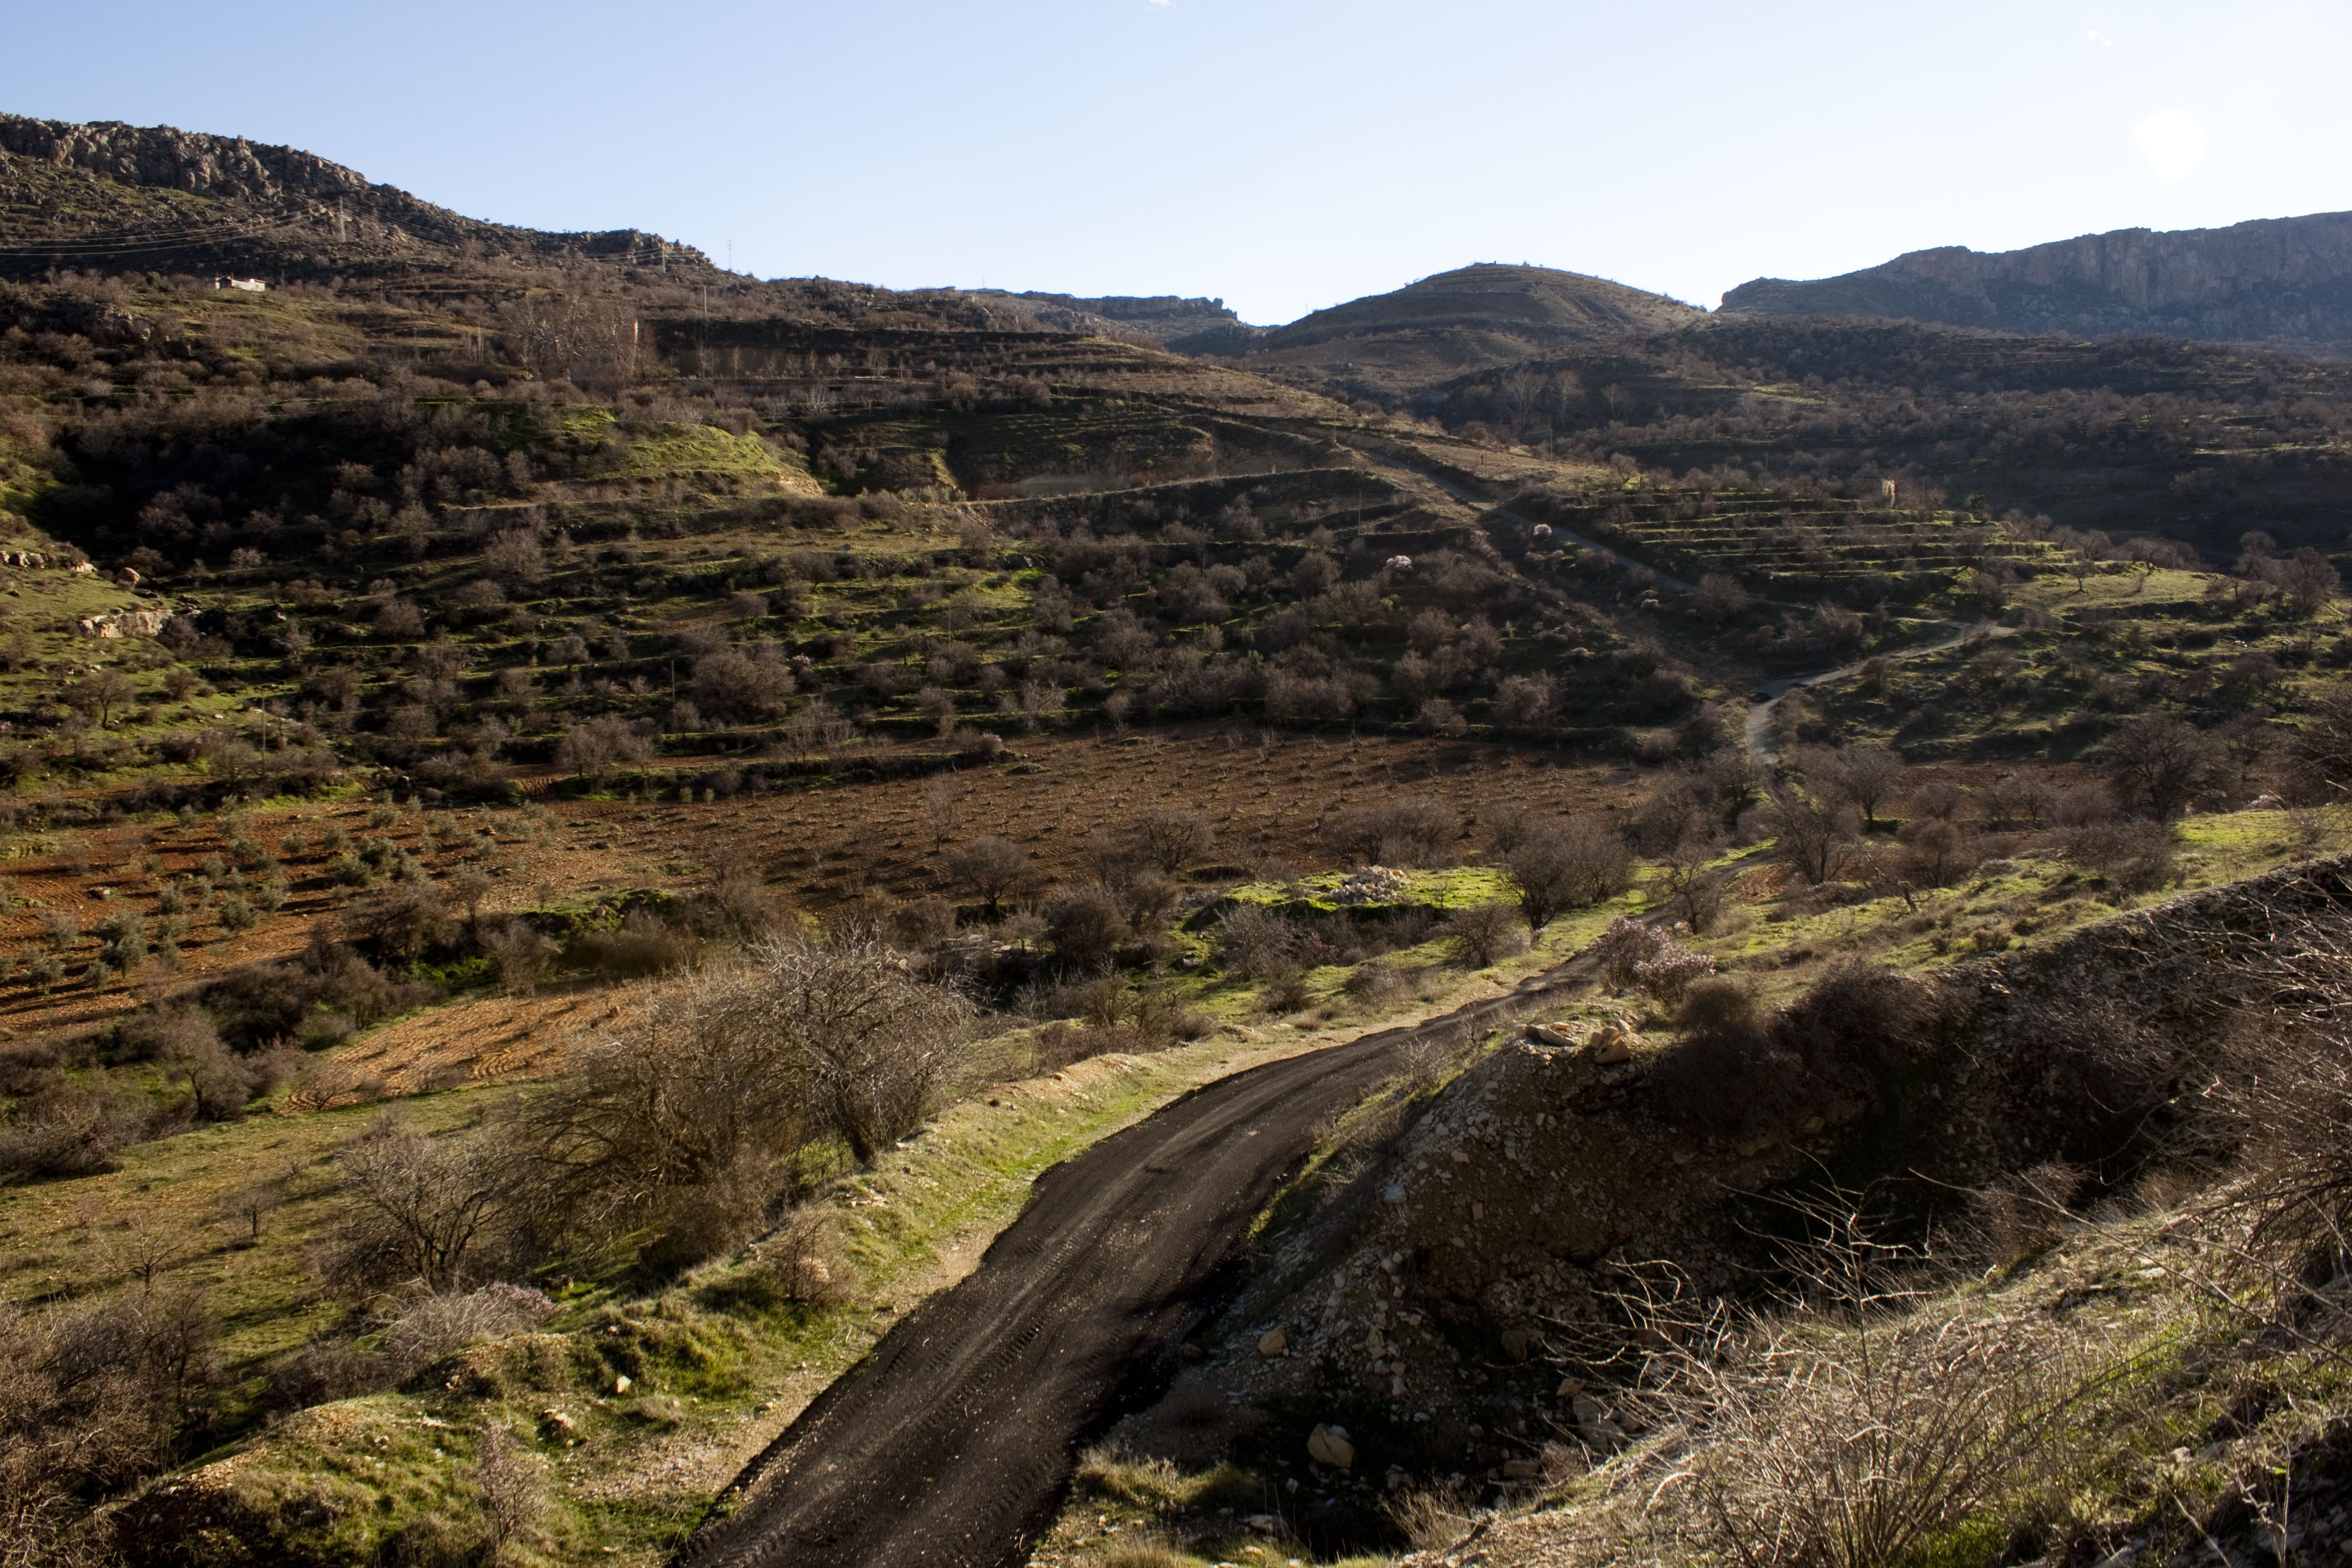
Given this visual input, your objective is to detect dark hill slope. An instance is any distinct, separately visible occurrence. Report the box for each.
[0,112,710,281]
[1722,211,2352,355]
[967,290,1266,352]
[1214,263,1706,390]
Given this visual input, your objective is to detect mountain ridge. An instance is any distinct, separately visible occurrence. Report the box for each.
[0,112,711,278]
[1721,209,2352,354]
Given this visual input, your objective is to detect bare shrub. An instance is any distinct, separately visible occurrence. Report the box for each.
[1503,816,1632,929]
[2058,817,2177,891]
[1963,1161,2090,1265]
[1437,901,1527,968]
[1214,903,1300,980]
[470,1422,545,1563]
[1893,817,1979,886]
[326,1113,517,1294]
[2202,911,2352,1284]
[518,935,971,1246]
[357,880,452,964]
[573,907,693,979]
[640,1148,780,1273]
[739,1206,856,1308]
[1677,976,1759,1035]
[0,1076,153,1178]
[1633,940,1714,1005]
[380,1284,556,1380]
[1322,795,1461,867]
[1043,884,1128,972]
[0,1286,219,1563]
[1592,917,1668,991]
[1631,1216,2141,1568]
[1764,788,1855,884]
[1344,959,1408,1007]
[1387,1477,1480,1551]
[482,920,558,995]
[1126,806,1214,873]
[1258,972,1313,1014]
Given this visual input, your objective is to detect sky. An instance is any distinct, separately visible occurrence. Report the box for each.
[2,0,2348,324]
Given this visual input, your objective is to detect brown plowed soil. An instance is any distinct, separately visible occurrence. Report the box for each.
[677,970,1576,1568]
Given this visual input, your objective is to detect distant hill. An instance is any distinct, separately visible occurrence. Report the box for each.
[1208,263,1706,390]
[960,291,1266,352]
[0,113,711,280]
[1721,211,2352,355]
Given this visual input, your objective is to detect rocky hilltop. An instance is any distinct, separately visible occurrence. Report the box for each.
[1722,210,2352,354]
[0,113,709,278]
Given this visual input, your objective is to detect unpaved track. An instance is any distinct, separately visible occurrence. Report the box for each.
[1743,620,2014,775]
[677,975,1571,1568]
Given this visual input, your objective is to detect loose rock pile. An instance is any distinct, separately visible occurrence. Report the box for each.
[1329,866,1411,905]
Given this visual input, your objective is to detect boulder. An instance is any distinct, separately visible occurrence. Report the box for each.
[1306,1423,1355,1469]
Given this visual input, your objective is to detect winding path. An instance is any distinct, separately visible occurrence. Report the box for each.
[1742,620,2013,774]
[677,973,1577,1568]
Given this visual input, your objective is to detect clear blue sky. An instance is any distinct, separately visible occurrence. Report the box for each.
[3,0,2346,324]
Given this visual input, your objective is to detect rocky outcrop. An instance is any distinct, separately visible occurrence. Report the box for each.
[0,114,710,276]
[1722,211,2352,353]
[76,607,172,639]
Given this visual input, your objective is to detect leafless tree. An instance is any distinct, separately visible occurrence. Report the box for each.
[920,777,963,851]
[2103,713,2215,820]
[1322,796,1460,867]
[554,715,654,784]
[1438,901,1527,968]
[66,669,138,729]
[1693,572,1755,624]
[1655,843,1732,935]
[949,835,1033,918]
[1809,744,1908,833]
[1764,789,1853,885]
[1503,816,1632,930]
[1127,806,1214,874]
[2287,681,2352,804]
[330,1115,514,1293]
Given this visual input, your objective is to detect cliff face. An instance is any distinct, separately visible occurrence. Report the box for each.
[1721,211,2352,353]
[0,113,708,276]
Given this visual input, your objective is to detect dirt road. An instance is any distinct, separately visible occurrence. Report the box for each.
[675,975,1570,1568]
[1743,620,2013,774]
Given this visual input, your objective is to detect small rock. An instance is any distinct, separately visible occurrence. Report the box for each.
[1556,1376,1586,1398]
[539,1408,577,1436]
[1258,1327,1288,1357]
[1502,1458,1541,1480]
[1307,1423,1355,1469]
[1500,1328,1533,1363]
[613,1375,633,1395]
[1179,1343,1205,1363]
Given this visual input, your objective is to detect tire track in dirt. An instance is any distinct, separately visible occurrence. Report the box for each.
[675,972,1579,1568]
